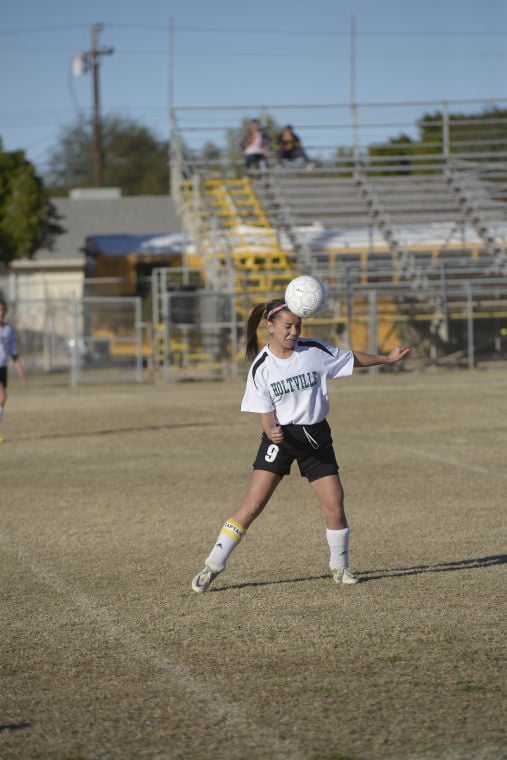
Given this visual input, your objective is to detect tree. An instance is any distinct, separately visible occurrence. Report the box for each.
[367,107,507,175]
[0,146,64,268]
[193,141,223,173]
[368,133,418,175]
[418,107,507,157]
[46,115,170,195]
[333,146,356,177]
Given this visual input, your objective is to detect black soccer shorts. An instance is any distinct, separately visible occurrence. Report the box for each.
[252,419,339,482]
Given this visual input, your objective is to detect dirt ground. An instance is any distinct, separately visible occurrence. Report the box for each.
[1,368,505,759]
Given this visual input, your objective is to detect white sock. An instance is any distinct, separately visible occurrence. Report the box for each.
[326,527,350,570]
[205,518,247,572]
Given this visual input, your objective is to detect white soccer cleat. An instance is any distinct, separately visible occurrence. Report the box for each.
[192,565,220,593]
[332,567,359,585]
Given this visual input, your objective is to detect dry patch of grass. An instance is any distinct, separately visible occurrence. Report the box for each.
[0,370,505,759]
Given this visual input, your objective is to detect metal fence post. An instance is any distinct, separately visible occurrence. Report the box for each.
[135,297,143,382]
[368,289,378,373]
[439,261,449,344]
[230,292,238,378]
[466,284,475,370]
[345,267,353,351]
[42,295,51,373]
[71,296,80,386]
[442,101,450,164]
[163,291,171,381]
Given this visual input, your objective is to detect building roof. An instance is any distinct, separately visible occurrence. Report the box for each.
[34,192,184,262]
[85,232,191,257]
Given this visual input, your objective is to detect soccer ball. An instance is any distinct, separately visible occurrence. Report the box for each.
[285,275,326,318]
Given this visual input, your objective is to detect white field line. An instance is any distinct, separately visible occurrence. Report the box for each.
[393,445,507,479]
[0,535,305,760]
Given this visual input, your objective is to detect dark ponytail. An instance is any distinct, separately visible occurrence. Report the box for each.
[244,298,288,361]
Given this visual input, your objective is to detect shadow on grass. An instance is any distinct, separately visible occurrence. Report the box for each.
[211,554,507,591]
[15,421,218,441]
[0,722,32,732]
[358,554,507,582]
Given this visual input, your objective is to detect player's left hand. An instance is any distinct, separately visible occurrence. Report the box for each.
[387,346,411,363]
[270,425,284,444]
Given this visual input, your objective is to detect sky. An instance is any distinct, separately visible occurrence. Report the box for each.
[1,0,506,176]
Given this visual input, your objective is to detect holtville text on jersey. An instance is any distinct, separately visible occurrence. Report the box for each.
[271,371,318,398]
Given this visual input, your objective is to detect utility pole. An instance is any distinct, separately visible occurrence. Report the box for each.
[350,14,359,165]
[73,24,114,186]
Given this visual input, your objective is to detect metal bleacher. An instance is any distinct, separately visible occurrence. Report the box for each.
[253,163,507,249]
[248,156,507,301]
[168,101,507,359]
[254,171,488,229]
[177,173,296,313]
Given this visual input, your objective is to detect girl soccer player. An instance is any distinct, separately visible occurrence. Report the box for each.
[0,299,26,443]
[192,299,410,592]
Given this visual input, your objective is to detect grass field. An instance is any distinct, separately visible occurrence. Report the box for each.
[1,368,506,760]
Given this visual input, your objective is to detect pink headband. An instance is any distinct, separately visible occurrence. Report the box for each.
[266,303,287,320]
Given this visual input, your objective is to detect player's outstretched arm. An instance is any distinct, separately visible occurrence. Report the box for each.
[352,346,411,368]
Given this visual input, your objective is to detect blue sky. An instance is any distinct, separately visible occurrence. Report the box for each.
[1,0,506,174]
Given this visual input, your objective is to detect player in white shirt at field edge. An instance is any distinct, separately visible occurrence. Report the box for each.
[192,298,410,592]
[0,298,26,443]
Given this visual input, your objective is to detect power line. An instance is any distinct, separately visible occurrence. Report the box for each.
[173,24,507,38]
[0,45,82,53]
[0,24,91,34]
[1,44,505,60]
[173,51,507,60]
[1,22,507,38]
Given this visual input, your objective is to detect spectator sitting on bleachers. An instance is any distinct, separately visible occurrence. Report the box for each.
[276,125,315,170]
[241,119,270,174]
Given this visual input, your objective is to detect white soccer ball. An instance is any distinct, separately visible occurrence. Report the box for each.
[285,275,326,318]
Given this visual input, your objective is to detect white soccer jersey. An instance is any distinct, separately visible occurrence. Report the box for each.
[241,338,354,425]
[0,323,17,368]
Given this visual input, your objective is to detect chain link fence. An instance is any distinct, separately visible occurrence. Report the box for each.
[155,290,238,380]
[338,284,507,370]
[1,279,506,384]
[3,295,145,385]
